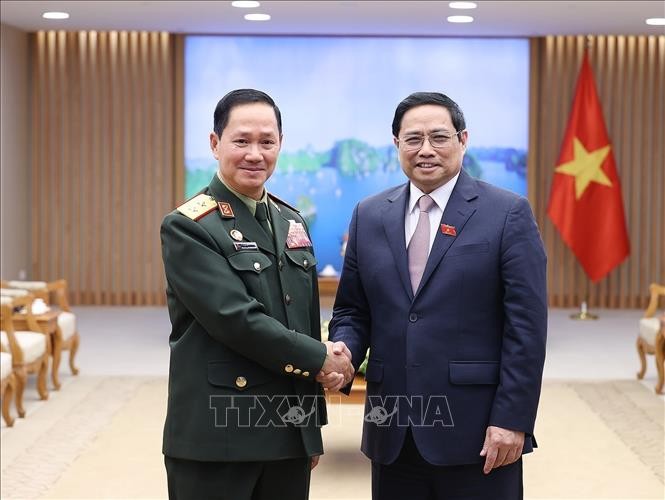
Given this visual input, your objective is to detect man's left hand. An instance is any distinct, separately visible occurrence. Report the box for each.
[479,425,524,474]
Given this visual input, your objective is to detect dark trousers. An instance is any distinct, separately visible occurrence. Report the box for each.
[164,455,311,500]
[372,429,523,500]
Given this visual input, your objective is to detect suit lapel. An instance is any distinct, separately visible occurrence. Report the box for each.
[207,175,275,255]
[382,183,413,300]
[415,170,479,297]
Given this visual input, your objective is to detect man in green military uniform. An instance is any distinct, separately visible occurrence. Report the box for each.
[160,89,353,500]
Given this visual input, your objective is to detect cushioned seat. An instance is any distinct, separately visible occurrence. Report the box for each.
[639,317,661,346]
[1,331,47,364]
[0,352,12,380]
[57,311,76,341]
[0,288,29,298]
[7,280,47,291]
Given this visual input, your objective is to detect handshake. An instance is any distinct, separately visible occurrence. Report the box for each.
[316,341,354,392]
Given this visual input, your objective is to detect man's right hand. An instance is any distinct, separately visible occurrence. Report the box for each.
[316,341,354,392]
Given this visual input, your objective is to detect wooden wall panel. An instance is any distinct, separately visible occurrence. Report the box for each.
[529,36,665,308]
[29,31,183,305]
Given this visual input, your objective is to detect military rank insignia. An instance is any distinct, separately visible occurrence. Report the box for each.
[176,194,217,221]
[218,202,234,218]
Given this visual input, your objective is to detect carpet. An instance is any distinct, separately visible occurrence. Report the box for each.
[1,377,662,499]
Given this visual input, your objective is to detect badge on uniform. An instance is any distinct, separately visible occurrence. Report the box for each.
[218,202,235,218]
[230,229,244,241]
[233,241,259,251]
[286,220,312,248]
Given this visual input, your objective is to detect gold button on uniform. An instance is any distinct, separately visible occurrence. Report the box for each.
[285,294,291,305]
[285,364,294,373]
[302,371,310,377]
[253,262,261,271]
[303,259,309,267]
[293,368,302,375]
[235,376,247,388]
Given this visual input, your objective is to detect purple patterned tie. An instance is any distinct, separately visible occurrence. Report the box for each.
[408,195,435,294]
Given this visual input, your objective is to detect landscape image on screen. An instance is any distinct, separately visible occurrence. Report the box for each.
[185,36,529,272]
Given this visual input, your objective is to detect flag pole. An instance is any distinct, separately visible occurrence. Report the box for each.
[570,36,600,321]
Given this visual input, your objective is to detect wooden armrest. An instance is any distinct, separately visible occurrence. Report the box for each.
[47,280,71,312]
[6,294,42,332]
[0,305,25,363]
[645,283,665,318]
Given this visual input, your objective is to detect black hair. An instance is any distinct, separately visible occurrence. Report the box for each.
[391,92,466,137]
[213,89,282,137]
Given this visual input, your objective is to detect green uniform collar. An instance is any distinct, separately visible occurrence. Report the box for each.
[216,172,269,217]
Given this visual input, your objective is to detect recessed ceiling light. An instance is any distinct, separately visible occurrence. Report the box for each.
[244,13,271,21]
[232,1,260,7]
[645,18,665,26]
[447,15,474,23]
[42,12,69,20]
[449,2,477,9]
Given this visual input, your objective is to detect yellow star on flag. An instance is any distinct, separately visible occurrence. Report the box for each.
[554,137,612,199]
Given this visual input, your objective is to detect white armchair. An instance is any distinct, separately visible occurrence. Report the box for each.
[0,296,49,417]
[1,350,15,427]
[2,279,80,389]
[636,283,665,394]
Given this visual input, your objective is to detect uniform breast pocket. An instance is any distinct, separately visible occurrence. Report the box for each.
[227,252,273,297]
[284,250,317,281]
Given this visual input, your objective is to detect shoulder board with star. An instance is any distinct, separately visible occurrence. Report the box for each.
[268,193,299,213]
[176,193,218,221]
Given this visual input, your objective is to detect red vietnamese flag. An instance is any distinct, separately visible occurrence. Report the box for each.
[547,51,630,282]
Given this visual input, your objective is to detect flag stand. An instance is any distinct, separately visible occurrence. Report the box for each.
[570,300,598,320]
[570,278,598,320]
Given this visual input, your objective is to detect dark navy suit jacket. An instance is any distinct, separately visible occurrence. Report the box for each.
[329,169,547,466]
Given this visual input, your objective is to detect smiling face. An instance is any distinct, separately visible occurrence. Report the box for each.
[394,104,468,194]
[210,102,282,200]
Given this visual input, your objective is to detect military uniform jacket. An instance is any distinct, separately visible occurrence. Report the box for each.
[160,174,328,462]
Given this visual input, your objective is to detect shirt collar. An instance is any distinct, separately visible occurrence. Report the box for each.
[408,171,461,214]
[217,172,269,217]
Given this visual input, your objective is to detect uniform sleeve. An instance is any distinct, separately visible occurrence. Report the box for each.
[489,196,548,434]
[161,212,327,378]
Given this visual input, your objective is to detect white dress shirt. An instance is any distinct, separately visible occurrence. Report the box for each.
[404,172,460,255]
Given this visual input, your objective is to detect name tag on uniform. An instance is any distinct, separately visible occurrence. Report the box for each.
[286,221,312,249]
[233,241,259,251]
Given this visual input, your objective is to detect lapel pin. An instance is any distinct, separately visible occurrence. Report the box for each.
[230,229,244,241]
[218,202,235,218]
[440,224,457,236]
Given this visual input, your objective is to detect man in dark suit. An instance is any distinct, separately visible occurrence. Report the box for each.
[160,89,352,500]
[328,92,547,499]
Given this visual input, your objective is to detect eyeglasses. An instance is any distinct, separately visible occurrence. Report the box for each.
[397,130,465,152]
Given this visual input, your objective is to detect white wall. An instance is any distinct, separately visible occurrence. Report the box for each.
[0,23,29,280]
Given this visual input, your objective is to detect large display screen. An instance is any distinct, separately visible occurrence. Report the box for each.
[185,36,529,272]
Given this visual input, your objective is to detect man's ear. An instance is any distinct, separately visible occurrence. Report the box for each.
[393,136,399,148]
[459,130,469,150]
[210,132,220,159]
